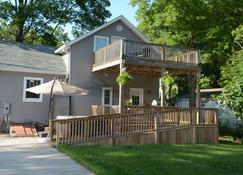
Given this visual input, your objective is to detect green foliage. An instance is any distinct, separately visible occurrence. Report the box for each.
[160,73,178,106]
[116,70,133,86]
[0,0,111,46]
[220,26,243,119]
[126,99,133,106]
[220,50,243,118]
[131,0,243,87]
[199,76,212,89]
[219,121,235,137]
[219,121,243,140]
[160,73,175,87]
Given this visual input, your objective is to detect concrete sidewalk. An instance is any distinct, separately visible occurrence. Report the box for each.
[0,136,94,175]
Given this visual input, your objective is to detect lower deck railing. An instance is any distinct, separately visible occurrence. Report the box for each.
[49,108,218,146]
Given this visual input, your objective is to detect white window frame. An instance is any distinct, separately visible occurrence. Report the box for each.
[23,77,43,102]
[102,87,113,105]
[111,36,126,43]
[93,35,109,52]
[130,88,144,106]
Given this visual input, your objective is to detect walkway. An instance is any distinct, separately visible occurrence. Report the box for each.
[0,136,94,175]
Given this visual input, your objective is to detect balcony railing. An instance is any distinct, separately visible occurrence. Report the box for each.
[94,40,122,67]
[93,39,199,68]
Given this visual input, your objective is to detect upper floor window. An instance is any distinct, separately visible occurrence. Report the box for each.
[111,36,126,44]
[23,77,43,102]
[94,35,109,51]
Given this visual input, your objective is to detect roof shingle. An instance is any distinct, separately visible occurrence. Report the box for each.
[0,40,66,75]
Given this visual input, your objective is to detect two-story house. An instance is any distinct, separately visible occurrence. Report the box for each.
[0,15,201,125]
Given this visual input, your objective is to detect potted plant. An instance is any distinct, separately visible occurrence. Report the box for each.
[116,70,133,86]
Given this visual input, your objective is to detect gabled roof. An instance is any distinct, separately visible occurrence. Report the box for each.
[0,40,66,75]
[55,15,150,54]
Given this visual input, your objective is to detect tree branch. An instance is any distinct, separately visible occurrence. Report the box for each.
[234,41,243,50]
[51,22,60,35]
[14,0,18,12]
[23,19,52,40]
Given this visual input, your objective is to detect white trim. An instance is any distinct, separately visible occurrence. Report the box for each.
[111,36,126,43]
[130,88,144,106]
[0,66,66,76]
[23,77,44,103]
[55,15,150,54]
[93,35,109,52]
[92,59,121,72]
[102,87,113,105]
[68,49,71,83]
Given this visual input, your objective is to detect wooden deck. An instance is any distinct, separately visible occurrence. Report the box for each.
[92,40,200,75]
[49,107,218,146]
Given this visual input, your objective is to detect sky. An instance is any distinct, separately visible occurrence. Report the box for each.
[65,0,138,39]
[108,0,138,26]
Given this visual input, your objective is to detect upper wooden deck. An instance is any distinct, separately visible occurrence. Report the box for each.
[93,40,200,75]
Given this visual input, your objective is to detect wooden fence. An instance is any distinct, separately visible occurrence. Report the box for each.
[49,108,218,146]
[91,105,119,116]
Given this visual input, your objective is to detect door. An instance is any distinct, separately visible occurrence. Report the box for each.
[111,36,126,43]
[102,87,113,105]
[130,88,144,106]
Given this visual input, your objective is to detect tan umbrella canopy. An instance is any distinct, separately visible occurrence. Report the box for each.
[26,79,88,96]
[26,77,88,119]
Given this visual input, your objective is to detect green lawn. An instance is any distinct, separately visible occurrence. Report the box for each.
[58,143,243,175]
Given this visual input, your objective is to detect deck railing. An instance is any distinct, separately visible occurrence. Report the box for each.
[49,108,218,146]
[91,105,119,116]
[93,39,199,68]
[93,40,122,67]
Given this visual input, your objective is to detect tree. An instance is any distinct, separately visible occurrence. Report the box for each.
[130,0,243,87]
[199,76,212,89]
[0,0,111,46]
[220,25,243,119]
[160,73,178,106]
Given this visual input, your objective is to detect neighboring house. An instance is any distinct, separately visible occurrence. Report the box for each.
[0,15,200,125]
[176,88,222,107]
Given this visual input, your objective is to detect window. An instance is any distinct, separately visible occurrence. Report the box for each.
[111,36,126,43]
[23,77,43,102]
[102,87,113,105]
[130,88,144,106]
[94,35,109,51]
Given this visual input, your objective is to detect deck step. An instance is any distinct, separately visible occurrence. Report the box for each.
[38,131,48,138]
[10,123,38,137]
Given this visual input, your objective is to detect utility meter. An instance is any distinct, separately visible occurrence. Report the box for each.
[3,102,10,115]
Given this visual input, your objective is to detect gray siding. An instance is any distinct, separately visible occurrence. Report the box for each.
[0,71,66,124]
[69,20,159,115]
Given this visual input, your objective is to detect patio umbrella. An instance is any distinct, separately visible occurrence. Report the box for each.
[26,77,88,119]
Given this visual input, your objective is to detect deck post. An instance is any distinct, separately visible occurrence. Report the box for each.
[160,68,166,107]
[154,112,160,144]
[48,120,53,144]
[111,117,115,146]
[196,70,201,123]
[119,63,124,113]
[215,109,219,143]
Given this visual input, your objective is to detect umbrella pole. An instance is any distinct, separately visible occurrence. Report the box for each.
[48,77,57,120]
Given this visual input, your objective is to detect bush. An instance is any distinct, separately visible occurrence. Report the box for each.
[219,121,234,137]
[219,120,243,141]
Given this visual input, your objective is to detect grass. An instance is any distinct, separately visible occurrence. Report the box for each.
[58,143,243,175]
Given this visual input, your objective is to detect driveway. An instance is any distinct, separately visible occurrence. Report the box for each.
[0,136,94,175]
